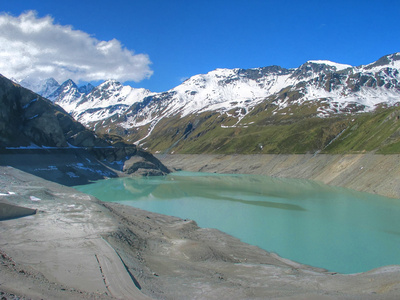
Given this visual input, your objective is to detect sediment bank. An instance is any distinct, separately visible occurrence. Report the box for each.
[158,154,400,199]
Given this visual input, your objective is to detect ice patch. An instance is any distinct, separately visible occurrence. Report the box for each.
[22,98,38,109]
[34,166,58,171]
[0,192,16,196]
[66,172,79,178]
[307,60,352,71]
[28,114,39,120]
[67,143,80,148]
[68,163,91,171]
[30,196,41,201]
[95,169,114,177]
[66,163,114,177]
[6,143,41,149]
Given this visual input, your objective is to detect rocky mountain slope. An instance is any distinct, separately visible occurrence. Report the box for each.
[23,53,400,154]
[0,74,170,182]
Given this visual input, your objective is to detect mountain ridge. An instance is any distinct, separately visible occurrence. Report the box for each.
[19,53,400,154]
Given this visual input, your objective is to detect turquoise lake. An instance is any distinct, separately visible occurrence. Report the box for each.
[75,171,400,274]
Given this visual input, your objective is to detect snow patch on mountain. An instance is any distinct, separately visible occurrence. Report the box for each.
[307,60,352,71]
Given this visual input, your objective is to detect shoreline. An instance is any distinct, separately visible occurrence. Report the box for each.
[1,154,400,299]
[157,153,400,199]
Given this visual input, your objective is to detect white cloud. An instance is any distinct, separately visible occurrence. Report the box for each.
[0,11,153,84]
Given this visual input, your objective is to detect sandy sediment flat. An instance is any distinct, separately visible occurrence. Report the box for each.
[0,166,149,299]
[1,156,400,299]
[158,154,400,199]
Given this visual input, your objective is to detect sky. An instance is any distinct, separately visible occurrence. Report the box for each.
[1,0,399,92]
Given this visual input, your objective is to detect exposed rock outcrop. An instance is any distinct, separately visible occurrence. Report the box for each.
[0,74,170,180]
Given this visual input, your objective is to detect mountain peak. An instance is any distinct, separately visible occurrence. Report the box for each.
[19,77,60,98]
[45,77,59,85]
[364,53,400,70]
[100,79,122,87]
[46,79,81,104]
[78,83,95,94]
[306,60,352,71]
[61,79,78,88]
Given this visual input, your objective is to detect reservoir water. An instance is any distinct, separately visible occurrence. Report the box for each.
[75,171,400,274]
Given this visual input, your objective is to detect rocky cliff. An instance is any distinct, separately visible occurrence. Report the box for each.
[0,74,170,183]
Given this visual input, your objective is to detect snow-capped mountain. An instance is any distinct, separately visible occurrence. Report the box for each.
[26,53,400,151]
[26,78,154,125]
[267,56,400,117]
[70,80,153,124]
[107,53,400,138]
[19,77,61,98]
[47,79,84,109]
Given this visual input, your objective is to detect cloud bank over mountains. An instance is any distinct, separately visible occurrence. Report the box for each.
[0,11,153,85]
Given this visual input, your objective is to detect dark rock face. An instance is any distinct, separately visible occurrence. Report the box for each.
[120,150,171,177]
[0,74,170,177]
[0,75,105,148]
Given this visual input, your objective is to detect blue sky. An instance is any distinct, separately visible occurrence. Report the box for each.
[1,0,400,92]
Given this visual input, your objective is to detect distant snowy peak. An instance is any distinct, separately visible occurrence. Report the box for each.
[78,79,153,110]
[363,53,400,71]
[165,66,295,117]
[19,77,60,98]
[48,79,154,124]
[40,78,61,98]
[185,65,291,84]
[48,79,78,101]
[306,60,352,71]
[49,79,84,112]
[291,61,350,81]
[18,77,89,104]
